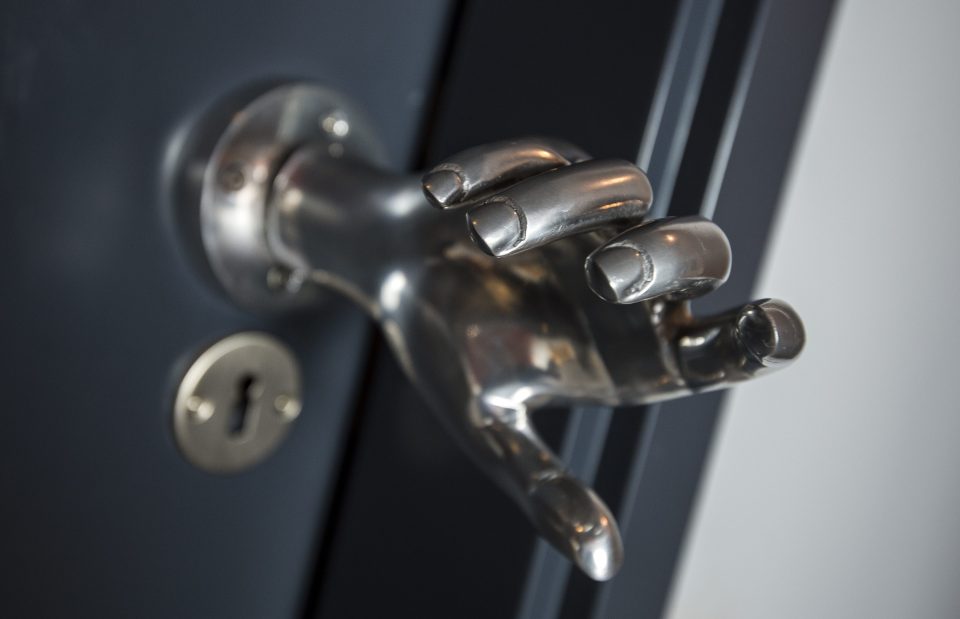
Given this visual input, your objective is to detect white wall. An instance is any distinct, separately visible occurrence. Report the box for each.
[666,1,960,617]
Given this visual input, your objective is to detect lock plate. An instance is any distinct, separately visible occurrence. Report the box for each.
[173,332,302,473]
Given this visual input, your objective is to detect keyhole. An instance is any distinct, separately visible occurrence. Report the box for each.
[228,374,258,437]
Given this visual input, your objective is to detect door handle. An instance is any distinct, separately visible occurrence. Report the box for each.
[173,83,804,580]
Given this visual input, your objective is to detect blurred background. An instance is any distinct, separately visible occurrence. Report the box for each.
[668,0,960,617]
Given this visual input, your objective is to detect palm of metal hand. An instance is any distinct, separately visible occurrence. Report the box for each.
[274,138,804,580]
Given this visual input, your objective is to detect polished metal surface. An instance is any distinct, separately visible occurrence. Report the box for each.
[174,332,303,473]
[195,83,385,313]
[585,216,731,304]
[184,84,805,580]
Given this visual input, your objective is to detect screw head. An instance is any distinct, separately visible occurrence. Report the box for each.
[274,395,302,420]
[266,266,307,294]
[218,163,246,191]
[185,396,215,423]
[266,266,290,290]
[320,110,350,138]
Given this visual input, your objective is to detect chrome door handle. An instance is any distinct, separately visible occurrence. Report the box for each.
[174,83,804,580]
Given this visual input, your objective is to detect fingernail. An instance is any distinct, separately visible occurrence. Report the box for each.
[585,245,653,304]
[422,169,464,208]
[468,201,524,256]
[737,299,805,366]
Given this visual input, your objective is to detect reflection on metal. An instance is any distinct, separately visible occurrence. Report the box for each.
[179,84,805,580]
[173,332,302,473]
[191,83,385,313]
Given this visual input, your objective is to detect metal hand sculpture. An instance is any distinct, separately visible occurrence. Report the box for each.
[183,84,804,581]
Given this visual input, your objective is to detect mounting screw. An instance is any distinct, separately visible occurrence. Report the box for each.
[320,110,350,138]
[266,266,290,290]
[266,266,306,294]
[185,396,215,423]
[218,162,246,191]
[274,395,302,420]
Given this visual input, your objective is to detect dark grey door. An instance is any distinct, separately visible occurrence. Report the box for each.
[1,1,833,618]
[2,2,452,617]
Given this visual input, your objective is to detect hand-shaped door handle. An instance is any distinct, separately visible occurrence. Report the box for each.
[177,84,804,580]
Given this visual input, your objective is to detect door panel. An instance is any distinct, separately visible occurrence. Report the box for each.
[1,1,450,617]
[1,1,835,617]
